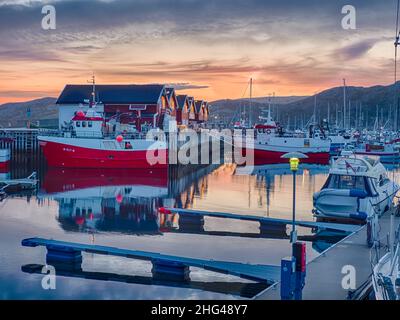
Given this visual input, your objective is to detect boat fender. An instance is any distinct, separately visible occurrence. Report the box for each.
[349,211,368,221]
[349,189,368,199]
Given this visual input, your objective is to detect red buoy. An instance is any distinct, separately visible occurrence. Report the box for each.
[116,194,123,203]
[158,207,172,215]
[116,135,123,143]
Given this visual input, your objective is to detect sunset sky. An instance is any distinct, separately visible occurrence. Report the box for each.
[0,0,397,104]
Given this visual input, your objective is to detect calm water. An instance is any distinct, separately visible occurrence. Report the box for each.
[2,160,388,300]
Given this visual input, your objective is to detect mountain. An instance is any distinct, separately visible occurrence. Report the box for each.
[0,97,58,128]
[210,82,400,128]
[1,81,399,129]
[210,96,307,122]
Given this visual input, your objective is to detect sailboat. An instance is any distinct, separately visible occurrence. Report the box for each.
[370,0,400,300]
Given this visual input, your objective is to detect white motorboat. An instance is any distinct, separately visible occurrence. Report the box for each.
[313,152,398,222]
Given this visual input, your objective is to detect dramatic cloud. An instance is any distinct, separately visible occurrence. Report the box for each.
[0,0,397,103]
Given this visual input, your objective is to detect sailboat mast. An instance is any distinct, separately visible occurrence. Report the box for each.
[394,0,400,131]
[313,94,317,124]
[343,79,346,130]
[327,102,330,124]
[249,78,253,127]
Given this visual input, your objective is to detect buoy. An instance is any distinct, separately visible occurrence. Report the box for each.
[75,216,85,225]
[158,207,172,215]
[76,110,85,117]
[116,135,123,143]
[116,194,123,203]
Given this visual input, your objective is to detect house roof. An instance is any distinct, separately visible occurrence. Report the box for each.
[194,100,203,113]
[176,95,188,110]
[56,84,165,105]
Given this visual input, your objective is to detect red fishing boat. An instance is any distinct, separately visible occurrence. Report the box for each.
[38,107,168,169]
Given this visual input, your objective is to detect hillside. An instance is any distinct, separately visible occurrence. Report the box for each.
[209,83,400,128]
[0,97,57,128]
[1,82,399,129]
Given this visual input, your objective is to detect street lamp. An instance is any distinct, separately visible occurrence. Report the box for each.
[281,152,308,244]
[280,152,308,300]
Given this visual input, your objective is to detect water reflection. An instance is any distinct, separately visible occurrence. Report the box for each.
[35,164,346,253]
[38,166,220,235]
[1,160,374,299]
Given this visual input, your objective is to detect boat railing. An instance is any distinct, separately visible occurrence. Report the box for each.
[38,129,160,141]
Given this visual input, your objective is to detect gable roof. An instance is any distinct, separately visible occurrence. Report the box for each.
[194,100,203,113]
[56,84,165,105]
[176,95,188,110]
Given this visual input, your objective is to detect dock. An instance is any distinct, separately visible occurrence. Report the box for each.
[164,207,361,233]
[21,237,281,284]
[256,210,400,300]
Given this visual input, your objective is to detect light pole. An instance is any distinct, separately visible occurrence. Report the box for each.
[280,152,308,244]
[280,151,308,300]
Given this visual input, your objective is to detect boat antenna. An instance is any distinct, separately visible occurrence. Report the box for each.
[88,73,96,107]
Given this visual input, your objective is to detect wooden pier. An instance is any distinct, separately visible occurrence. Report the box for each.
[256,210,400,300]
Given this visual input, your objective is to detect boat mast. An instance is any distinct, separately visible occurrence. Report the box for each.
[327,102,330,124]
[88,73,96,107]
[394,0,400,132]
[313,93,317,124]
[343,79,346,130]
[249,78,253,128]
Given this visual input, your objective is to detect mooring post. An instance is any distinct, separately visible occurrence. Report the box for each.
[293,242,306,300]
[280,256,296,300]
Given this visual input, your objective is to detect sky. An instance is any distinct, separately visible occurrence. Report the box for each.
[0,0,398,104]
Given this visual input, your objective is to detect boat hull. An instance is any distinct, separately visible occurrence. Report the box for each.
[0,160,9,171]
[354,151,400,164]
[243,147,330,165]
[38,137,168,169]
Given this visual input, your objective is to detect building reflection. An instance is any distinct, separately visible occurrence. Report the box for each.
[38,166,219,234]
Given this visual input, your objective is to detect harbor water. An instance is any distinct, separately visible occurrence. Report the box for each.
[2,158,395,299]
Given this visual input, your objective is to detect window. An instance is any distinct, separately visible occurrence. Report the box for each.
[103,141,117,149]
[88,121,93,127]
[82,121,87,128]
[324,174,367,191]
[76,121,81,127]
[379,174,390,187]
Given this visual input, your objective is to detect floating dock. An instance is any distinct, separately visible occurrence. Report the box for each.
[21,237,280,284]
[164,207,361,233]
